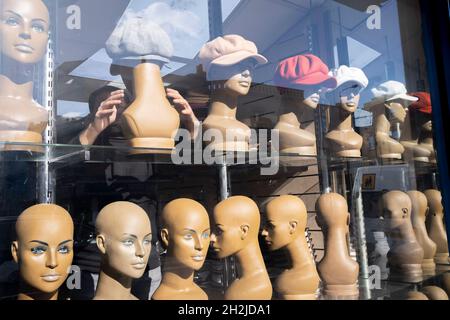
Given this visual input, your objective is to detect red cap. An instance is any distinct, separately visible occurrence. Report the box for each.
[274,54,337,89]
[409,92,432,114]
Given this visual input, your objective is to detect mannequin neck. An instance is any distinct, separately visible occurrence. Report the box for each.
[330,107,354,131]
[419,130,433,145]
[209,89,238,119]
[375,114,391,135]
[390,221,417,242]
[95,263,133,300]
[235,242,266,278]
[0,74,33,100]
[160,256,195,289]
[280,96,314,125]
[17,282,58,300]
[324,225,351,260]
[285,234,313,269]
[132,61,166,101]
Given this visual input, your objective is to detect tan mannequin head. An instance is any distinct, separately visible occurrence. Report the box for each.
[96,202,152,279]
[262,195,307,251]
[211,196,260,259]
[0,0,49,65]
[421,286,449,300]
[408,191,429,220]
[424,189,443,215]
[380,191,411,229]
[11,204,74,299]
[315,193,350,230]
[160,199,210,271]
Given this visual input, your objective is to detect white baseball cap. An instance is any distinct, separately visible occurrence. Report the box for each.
[371,81,419,103]
[329,65,369,93]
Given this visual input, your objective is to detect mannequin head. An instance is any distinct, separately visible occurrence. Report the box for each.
[160,199,210,271]
[315,193,350,231]
[96,202,152,279]
[0,0,49,65]
[380,191,411,229]
[407,191,429,221]
[11,204,74,295]
[211,196,260,259]
[261,195,307,251]
[424,189,443,216]
[208,58,257,97]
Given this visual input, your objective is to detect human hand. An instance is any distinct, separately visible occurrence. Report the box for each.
[93,90,126,134]
[166,88,200,139]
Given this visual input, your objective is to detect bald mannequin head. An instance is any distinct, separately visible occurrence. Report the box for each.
[380,191,411,228]
[407,191,428,221]
[96,201,152,279]
[424,189,443,216]
[0,0,50,64]
[160,199,210,270]
[211,196,260,259]
[315,193,349,230]
[11,204,74,296]
[262,195,307,251]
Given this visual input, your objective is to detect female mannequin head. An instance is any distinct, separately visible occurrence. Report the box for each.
[0,0,49,65]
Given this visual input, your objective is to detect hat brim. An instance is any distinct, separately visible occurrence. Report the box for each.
[112,54,170,66]
[335,79,367,93]
[210,50,268,69]
[386,93,419,102]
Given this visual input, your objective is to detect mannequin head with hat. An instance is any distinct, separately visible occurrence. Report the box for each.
[408,92,432,140]
[274,54,336,111]
[199,35,268,152]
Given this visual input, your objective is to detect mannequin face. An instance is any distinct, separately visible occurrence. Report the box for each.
[162,210,210,271]
[0,0,49,64]
[302,85,324,109]
[97,213,152,279]
[386,101,407,123]
[11,206,74,294]
[261,214,297,251]
[381,192,411,229]
[338,84,362,113]
[211,216,243,259]
[422,120,432,132]
[209,59,257,96]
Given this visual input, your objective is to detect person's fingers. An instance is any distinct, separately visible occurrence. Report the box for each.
[110,90,125,96]
[100,100,123,109]
[108,92,125,100]
[96,109,115,117]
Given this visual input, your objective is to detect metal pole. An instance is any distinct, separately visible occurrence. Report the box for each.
[208,0,223,39]
[38,37,55,204]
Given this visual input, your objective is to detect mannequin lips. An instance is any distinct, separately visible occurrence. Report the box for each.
[192,255,204,262]
[41,274,61,282]
[132,262,146,270]
[239,81,250,88]
[15,44,34,54]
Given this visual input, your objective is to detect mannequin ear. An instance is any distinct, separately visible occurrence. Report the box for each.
[161,229,170,248]
[240,225,250,240]
[96,235,107,255]
[11,241,19,264]
[289,220,298,235]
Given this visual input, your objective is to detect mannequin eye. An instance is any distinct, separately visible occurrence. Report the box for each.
[58,246,70,254]
[4,17,19,26]
[122,239,134,246]
[202,232,210,239]
[143,239,152,246]
[214,228,223,236]
[31,246,46,255]
[184,233,193,240]
[32,23,46,33]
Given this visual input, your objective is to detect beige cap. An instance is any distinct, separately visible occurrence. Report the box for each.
[199,34,268,75]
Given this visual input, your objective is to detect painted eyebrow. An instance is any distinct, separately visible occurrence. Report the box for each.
[4,10,22,19]
[29,240,48,246]
[58,240,73,246]
[122,234,138,239]
[203,228,211,233]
